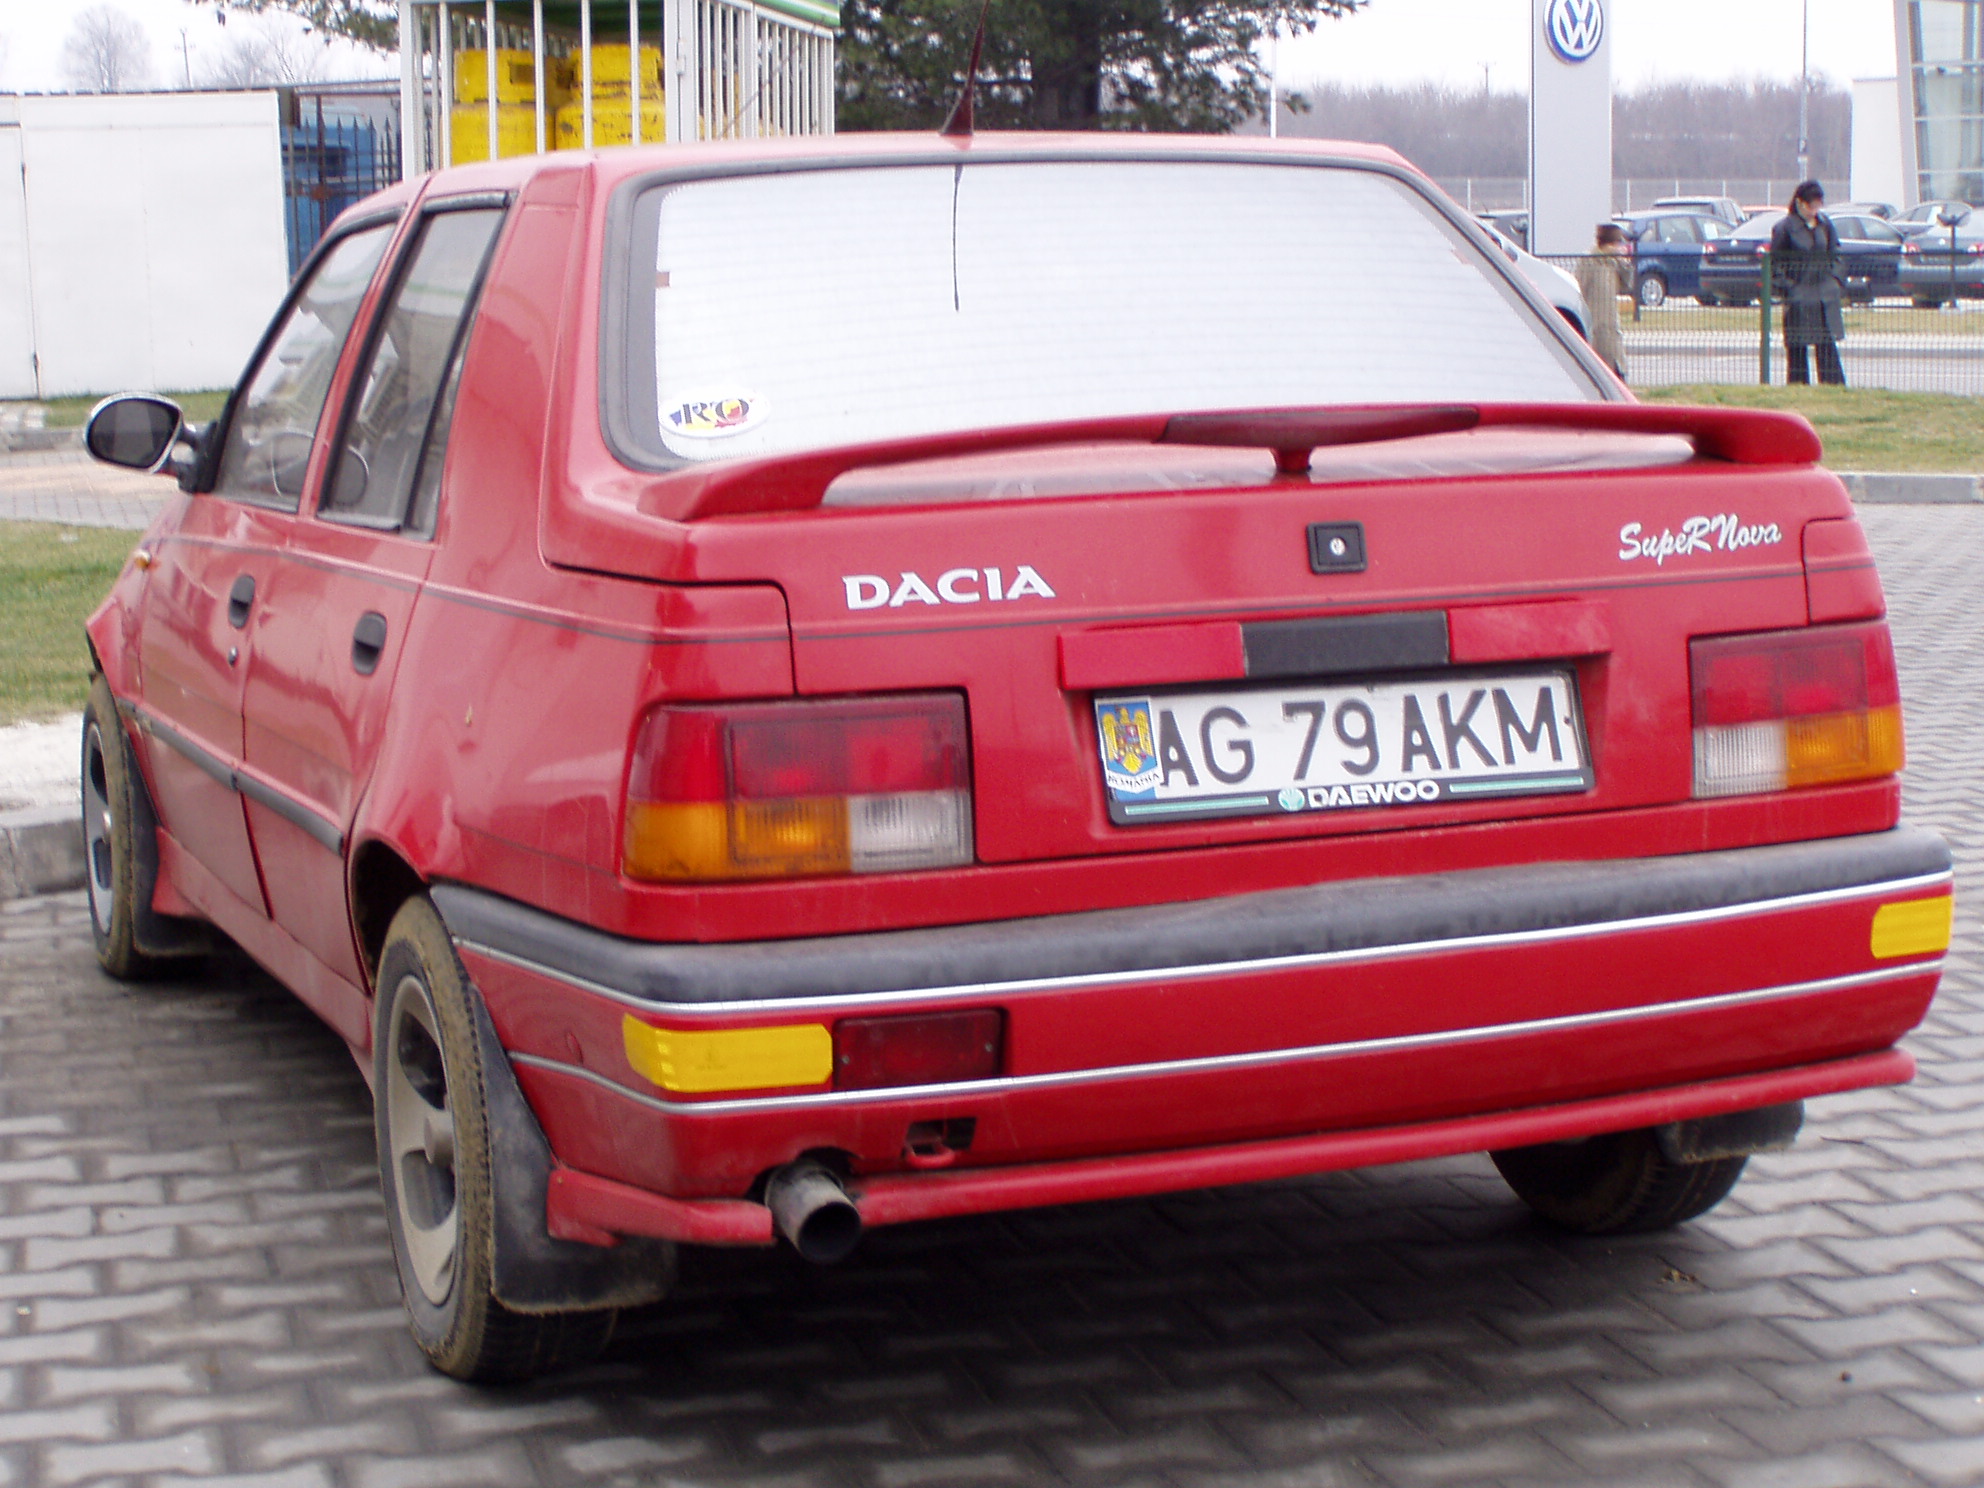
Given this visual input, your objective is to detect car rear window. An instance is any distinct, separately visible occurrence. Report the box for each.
[611,159,1602,470]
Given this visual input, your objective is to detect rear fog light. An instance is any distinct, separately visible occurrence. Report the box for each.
[1691,622,1903,797]
[835,1009,1003,1090]
[624,694,973,880]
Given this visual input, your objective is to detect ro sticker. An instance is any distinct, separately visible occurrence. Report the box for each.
[663,393,766,439]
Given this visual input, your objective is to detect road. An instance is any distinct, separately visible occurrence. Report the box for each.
[0,506,1979,1487]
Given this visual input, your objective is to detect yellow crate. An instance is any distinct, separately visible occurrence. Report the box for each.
[554,94,667,148]
[449,102,552,163]
[577,43,664,93]
[453,48,572,105]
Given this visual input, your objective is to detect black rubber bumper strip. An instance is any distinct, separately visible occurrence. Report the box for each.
[429,826,1950,1009]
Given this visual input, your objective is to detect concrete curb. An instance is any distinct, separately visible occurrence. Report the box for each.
[1840,471,1984,504]
[0,805,86,900]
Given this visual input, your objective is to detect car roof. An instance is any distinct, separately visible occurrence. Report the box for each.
[381,130,1423,205]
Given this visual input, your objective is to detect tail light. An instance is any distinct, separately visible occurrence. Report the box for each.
[624,694,973,880]
[1690,623,1903,798]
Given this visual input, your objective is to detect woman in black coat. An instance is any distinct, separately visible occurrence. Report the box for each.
[1769,180,1846,385]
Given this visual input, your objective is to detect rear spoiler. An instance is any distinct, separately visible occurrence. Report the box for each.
[637,402,1823,521]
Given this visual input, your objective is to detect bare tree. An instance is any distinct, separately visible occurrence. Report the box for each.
[202,21,327,88]
[61,4,154,93]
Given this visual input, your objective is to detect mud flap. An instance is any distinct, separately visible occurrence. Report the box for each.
[463,983,676,1314]
[1656,1100,1804,1164]
[116,706,211,959]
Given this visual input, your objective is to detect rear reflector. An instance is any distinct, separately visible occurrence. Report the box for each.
[1691,623,1903,797]
[625,694,972,880]
[834,1009,1003,1091]
[1870,896,1954,960]
[622,1017,833,1094]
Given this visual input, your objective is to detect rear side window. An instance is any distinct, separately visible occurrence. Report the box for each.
[213,223,395,509]
[612,160,1601,469]
[322,206,505,533]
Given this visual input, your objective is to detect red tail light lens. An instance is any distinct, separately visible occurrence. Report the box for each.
[1690,623,1902,797]
[624,694,973,880]
[834,1009,1003,1090]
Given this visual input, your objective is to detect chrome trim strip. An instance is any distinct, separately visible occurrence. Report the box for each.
[508,959,1940,1117]
[456,868,1954,1018]
[136,706,344,854]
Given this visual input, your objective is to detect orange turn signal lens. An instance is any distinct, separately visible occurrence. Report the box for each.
[1784,704,1904,788]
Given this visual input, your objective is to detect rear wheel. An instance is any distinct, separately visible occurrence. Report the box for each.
[1491,1127,1747,1234]
[1636,272,1668,309]
[1913,296,1948,309]
[376,895,616,1381]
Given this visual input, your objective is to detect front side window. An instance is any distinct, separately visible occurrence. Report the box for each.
[615,160,1600,470]
[213,223,395,509]
[322,207,505,532]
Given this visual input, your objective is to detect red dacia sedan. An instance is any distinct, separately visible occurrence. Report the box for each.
[79,133,1952,1380]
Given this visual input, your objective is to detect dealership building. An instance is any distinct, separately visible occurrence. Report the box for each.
[1899,0,1984,203]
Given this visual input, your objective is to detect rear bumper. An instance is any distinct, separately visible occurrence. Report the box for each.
[432,826,1951,1233]
[541,1048,1912,1248]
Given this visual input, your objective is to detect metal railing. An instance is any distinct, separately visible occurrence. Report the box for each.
[1544,251,1984,394]
[395,0,835,177]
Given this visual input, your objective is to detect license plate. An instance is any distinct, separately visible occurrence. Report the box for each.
[1094,669,1591,825]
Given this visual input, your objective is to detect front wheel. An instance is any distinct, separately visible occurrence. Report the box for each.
[1636,272,1668,309]
[82,676,175,978]
[1491,1127,1747,1234]
[376,895,616,1381]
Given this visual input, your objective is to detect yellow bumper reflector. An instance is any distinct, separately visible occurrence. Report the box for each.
[622,1016,833,1094]
[1870,895,1954,960]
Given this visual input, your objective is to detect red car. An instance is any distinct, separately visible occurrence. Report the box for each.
[80,133,1951,1382]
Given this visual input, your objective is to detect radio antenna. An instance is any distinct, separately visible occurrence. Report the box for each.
[941,0,992,137]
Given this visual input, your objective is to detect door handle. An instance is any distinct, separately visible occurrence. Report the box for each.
[227,573,255,630]
[351,611,388,675]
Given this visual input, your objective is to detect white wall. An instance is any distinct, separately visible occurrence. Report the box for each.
[2,92,289,399]
[1851,77,1906,209]
[0,102,39,399]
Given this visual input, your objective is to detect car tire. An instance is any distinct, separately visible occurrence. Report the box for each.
[82,675,180,979]
[1913,296,1948,310]
[376,894,617,1382]
[1490,1127,1747,1234]
[1696,292,1720,307]
[1636,272,1668,309]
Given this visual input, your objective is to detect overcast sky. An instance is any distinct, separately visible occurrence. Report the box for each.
[0,0,1899,95]
[1277,0,1897,92]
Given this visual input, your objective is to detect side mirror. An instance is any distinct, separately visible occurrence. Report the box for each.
[84,395,184,473]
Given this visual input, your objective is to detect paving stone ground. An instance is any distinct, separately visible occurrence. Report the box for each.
[0,506,1981,1488]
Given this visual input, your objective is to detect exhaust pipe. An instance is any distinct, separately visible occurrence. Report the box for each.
[765,1163,863,1264]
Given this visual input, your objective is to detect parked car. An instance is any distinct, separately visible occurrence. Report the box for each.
[1900,217,1984,304]
[1832,200,1897,220]
[1477,207,1530,250]
[1649,194,1744,229]
[81,133,1948,1383]
[1699,210,1906,305]
[1617,210,1730,306]
[1479,220,1590,338]
[1891,199,1974,237]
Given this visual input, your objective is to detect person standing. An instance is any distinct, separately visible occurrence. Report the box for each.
[1769,180,1846,385]
[1574,222,1632,379]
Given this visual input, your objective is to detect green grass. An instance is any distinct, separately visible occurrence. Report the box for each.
[1643,385,1984,472]
[27,390,230,428]
[0,523,138,725]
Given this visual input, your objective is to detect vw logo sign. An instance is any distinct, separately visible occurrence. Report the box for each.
[1544,0,1604,63]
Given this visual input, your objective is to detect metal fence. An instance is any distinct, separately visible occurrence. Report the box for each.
[1440,179,1850,218]
[1542,252,1984,395]
[280,113,401,275]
